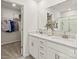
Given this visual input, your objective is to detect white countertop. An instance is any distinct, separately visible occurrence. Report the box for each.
[29,33,77,48]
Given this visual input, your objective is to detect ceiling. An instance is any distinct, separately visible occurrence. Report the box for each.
[1,0,23,11]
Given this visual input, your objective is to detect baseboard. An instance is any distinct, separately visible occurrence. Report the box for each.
[1,40,21,45]
[23,51,30,57]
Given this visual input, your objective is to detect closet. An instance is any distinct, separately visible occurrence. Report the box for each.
[1,1,22,45]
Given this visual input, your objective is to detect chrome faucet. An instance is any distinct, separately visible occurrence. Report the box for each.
[62,32,68,38]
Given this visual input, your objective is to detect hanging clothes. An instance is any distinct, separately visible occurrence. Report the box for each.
[2,17,20,32]
[6,17,14,32]
[7,17,15,32]
[18,21,21,31]
[14,20,19,31]
[5,20,15,32]
[7,20,11,32]
[10,20,15,32]
[1,20,8,31]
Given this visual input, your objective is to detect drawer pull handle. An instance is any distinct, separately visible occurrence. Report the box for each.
[40,52,44,55]
[40,46,44,49]
[40,41,44,43]
[74,50,76,55]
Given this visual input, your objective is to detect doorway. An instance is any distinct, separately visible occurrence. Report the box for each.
[1,0,24,58]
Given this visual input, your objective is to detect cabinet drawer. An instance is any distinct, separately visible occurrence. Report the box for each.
[39,45,46,51]
[39,51,46,59]
[39,39,46,46]
[47,41,76,57]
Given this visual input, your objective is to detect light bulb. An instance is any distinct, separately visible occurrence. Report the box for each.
[12,3,16,7]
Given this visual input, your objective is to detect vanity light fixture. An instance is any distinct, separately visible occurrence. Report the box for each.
[12,3,16,7]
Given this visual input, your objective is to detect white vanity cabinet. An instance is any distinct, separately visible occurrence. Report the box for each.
[28,33,77,59]
[29,35,39,59]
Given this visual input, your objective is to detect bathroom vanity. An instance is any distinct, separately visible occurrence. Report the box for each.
[28,33,76,59]
[28,0,77,59]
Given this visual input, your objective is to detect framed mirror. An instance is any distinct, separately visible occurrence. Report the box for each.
[46,0,77,36]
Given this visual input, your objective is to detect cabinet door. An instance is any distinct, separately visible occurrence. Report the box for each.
[29,36,39,59]
[55,51,75,59]
[29,36,34,56]
[47,48,55,59]
[47,47,75,59]
[33,37,39,59]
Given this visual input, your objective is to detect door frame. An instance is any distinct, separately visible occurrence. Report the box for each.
[2,0,24,56]
[20,6,24,56]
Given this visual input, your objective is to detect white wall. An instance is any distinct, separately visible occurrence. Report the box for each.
[23,0,38,56]
[2,6,20,18]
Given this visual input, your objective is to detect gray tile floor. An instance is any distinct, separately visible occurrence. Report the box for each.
[1,41,33,59]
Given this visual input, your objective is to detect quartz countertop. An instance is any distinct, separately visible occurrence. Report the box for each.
[29,32,77,48]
